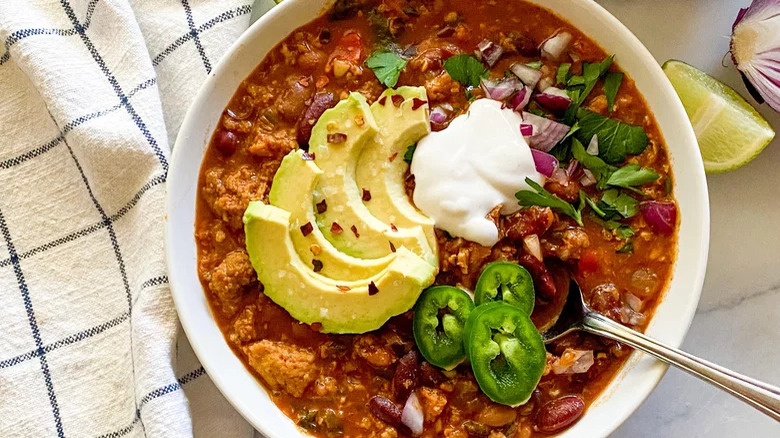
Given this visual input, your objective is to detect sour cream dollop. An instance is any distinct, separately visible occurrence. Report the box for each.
[410,99,543,246]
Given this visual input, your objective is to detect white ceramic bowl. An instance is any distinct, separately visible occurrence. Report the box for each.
[166,0,710,436]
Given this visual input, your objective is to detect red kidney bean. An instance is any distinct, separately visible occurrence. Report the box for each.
[517,253,556,300]
[369,395,411,435]
[214,130,238,155]
[297,92,335,145]
[535,395,585,433]
[392,350,419,400]
[419,360,445,387]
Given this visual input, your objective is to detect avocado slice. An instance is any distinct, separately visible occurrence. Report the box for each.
[269,150,394,281]
[356,87,437,251]
[309,92,436,265]
[243,201,437,333]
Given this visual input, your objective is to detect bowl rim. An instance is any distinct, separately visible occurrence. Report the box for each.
[165,1,710,437]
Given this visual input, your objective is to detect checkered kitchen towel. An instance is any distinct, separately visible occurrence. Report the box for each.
[0,1,273,436]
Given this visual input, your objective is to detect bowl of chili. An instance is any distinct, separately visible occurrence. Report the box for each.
[165,0,709,437]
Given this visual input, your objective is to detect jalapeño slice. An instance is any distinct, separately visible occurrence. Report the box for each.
[464,302,546,406]
[474,261,535,315]
[413,286,476,370]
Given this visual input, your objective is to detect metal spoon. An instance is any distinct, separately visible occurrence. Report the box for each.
[542,276,780,421]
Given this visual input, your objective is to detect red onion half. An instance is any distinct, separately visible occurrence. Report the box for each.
[521,111,570,152]
[640,201,677,234]
[731,0,780,111]
[531,149,559,177]
[401,392,424,436]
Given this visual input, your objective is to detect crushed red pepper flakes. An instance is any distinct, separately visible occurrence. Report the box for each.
[378,96,387,106]
[337,285,351,292]
[389,241,396,252]
[391,94,404,107]
[362,189,372,201]
[390,223,398,232]
[411,98,427,110]
[300,222,314,236]
[327,133,347,144]
[368,281,379,296]
[316,199,328,214]
[388,152,398,162]
[301,151,315,161]
[310,322,323,332]
[312,259,323,272]
[331,222,344,234]
[350,225,360,238]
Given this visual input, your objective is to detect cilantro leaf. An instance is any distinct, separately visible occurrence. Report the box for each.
[603,72,623,114]
[599,189,638,218]
[575,109,648,164]
[617,242,634,253]
[366,50,408,87]
[580,190,607,217]
[516,178,583,226]
[605,163,659,192]
[403,144,416,164]
[571,138,616,186]
[444,54,489,88]
[604,220,635,239]
[526,60,542,69]
[556,63,571,85]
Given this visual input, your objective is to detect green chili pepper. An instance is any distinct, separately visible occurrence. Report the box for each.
[474,261,535,315]
[464,302,546,406]
[413,286,476,370]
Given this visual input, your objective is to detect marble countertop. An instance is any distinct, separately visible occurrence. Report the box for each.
[249,1,780,436]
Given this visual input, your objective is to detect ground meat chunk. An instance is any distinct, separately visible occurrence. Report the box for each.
[208,249,256,317]
[353,334,397,368]
[544,179,581,203]
[408,38,458,73]
[419,387,448,422]
[542,227,590,261]
[247,128,298,158]
[243,340,318,398]
[502,207,555,242]
[437,234,492,288]
[229,305,257,345]
[425,72,461,103]
[202,166,270,229]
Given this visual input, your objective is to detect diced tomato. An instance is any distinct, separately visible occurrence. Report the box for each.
[330,32,363,63]
[578,249,600,273]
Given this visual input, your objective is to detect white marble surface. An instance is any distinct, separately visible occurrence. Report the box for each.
[247,0,780,436]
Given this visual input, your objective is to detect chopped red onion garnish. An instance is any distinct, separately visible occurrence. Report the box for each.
[510,86,532,111]
[586,134,599,155]
[477,39,504,67]
[481,77,521,101]
[401,392,424,436]
[509,63,543,89]
[552,349,594,375]
[430,106,448,124]
[540,31,572,60]
[549,167,569,186]
[521,111,570,152]
[580,169,596,187]
[535,87,572,113]
[531,149,558,178]
[566,160,583,180]
[520,123,534,137]
[523,234,543,261]
[731,0,780,111]
[640,201,677,234]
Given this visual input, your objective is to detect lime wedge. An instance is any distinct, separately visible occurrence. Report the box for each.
[662,60,775,173]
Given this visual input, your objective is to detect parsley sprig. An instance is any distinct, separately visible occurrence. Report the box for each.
[516,178,583,226]
[366,50,408,87]
[443,54,489,88]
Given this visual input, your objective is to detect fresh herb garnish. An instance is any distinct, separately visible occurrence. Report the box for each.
[465,89,477,102]
[558,55,615,124]
[403,144,417,164]
[575,108,649,164]
[605,163,659,193]
[603,72,624,114]
[599,189,639,219]
[571,138,616,186]
[516,178,583,225]
[556,63,571,85]
[444,54,489,87]
[580,190,606,217]
[604,220,635,239]
[617,241,634,253]
[528,108,547,117]
[366,50,408,87]
[665,177,672,195]
[526,60,543,69]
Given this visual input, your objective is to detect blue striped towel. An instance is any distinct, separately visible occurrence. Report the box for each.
[0,1,265,436]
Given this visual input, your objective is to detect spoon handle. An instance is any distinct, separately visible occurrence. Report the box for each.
[582,311,780,421]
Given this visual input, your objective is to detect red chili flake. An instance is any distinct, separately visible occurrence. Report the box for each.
[390,223,398,232]
[368,281,379,296]
[411,98,427,110]
[300,222,313,236]
[327,133,347,144]
[337,285,351,292]
[391,94,404,107]
[389,241,396,253]
[362,189,372,201]
[312,259,323,272]
[378,96,387,106]
[301,151,315,161]
[310,322,323,332]
[350,225,360,238]
[316,200,328,214]
[331,222,343,234]
[388,152,398,162]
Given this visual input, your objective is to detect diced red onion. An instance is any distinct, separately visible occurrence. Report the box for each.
[430,106,448,124]
[580,169,596,187]
[586,135,599,155]
[540,31,572,60]
[566,160,583,180]
[521,111,570,152]
[552,349,594,375]
[401,392,424,436]
[531,149,558,178]
[481,77,521,101]
[535,87,572,113]
[549,167,569,186]
[520,123,534,137]
[510,86,532,111]
[510,63,543,89]
[620,305,646,326]
[625,293,644,312]
[731,0,780,112]
[640,201,677,234]
[523,234,543,261]
[477,39,504,67]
